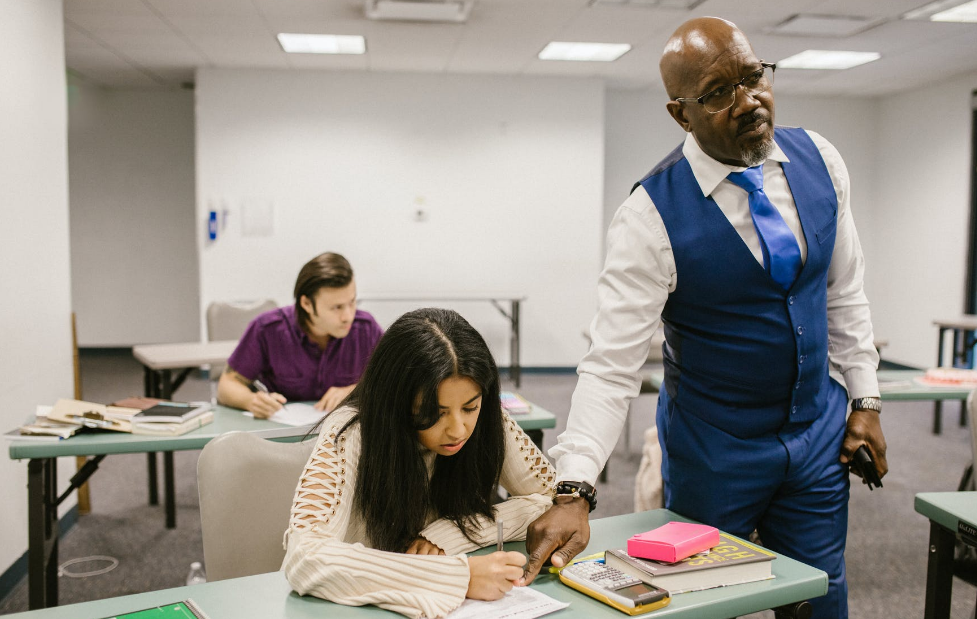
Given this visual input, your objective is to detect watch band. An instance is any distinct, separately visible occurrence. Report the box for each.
[555,481,597,512]
[851,397,882,413]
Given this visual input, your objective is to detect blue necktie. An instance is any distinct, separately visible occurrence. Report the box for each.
[726,165,802,290]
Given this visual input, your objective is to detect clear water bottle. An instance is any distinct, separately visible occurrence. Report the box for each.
[186,561,207,586]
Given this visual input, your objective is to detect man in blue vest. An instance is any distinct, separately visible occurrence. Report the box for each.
[520,17,888,618]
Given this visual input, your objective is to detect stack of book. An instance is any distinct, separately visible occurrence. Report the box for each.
[604,533,776,594]
[44,398,214,437]
[4,418,83,442]
[916,367,977,387]
[129,402,214,436]
[500,391,532,414]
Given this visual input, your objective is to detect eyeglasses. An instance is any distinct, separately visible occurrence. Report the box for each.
[673,62,776,114]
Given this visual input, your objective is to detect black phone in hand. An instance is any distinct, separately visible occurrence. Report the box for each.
[850,445,882,490]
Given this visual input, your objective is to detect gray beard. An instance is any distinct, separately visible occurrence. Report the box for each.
[741,137,774,167]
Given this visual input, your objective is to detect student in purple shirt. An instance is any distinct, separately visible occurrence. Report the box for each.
[217,252,384,418]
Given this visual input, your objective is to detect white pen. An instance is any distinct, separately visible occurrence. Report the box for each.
[497,519,504,552]
[252,379,270,393]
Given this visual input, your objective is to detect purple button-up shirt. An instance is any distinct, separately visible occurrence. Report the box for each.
[226,305,383,401]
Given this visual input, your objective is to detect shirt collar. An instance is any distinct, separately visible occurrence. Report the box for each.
[284,305,316,347]
[681,132,789,198]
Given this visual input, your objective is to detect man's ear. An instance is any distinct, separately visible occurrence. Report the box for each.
[299,294,315,316]
[665,101,692,133]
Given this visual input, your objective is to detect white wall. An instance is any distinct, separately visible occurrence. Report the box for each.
[0,0,74,577]
[872,71,977,367]
[604,89,880,237]
[68,85,198,347]
[196,69,605,366]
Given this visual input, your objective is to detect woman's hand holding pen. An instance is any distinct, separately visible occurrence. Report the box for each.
[248,391,286,418]
[466,552,526,601]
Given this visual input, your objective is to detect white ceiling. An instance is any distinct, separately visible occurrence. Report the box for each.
[61,0,977,96]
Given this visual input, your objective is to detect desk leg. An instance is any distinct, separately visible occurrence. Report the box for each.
[933,330,947,436]
[145,367,160,505]
[159,370,178,528]
[27,458,58,609]
[147,453,158,505]
[924,521,955,619]
[511,299,521,388]
[164,451,176,529]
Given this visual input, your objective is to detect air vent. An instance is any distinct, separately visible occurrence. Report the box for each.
[365,0,474,23]
[768,14,884,37]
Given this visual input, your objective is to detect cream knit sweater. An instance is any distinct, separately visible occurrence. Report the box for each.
[282,406,556,618]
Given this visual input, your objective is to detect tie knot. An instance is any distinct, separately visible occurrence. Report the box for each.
[727,165,764,193]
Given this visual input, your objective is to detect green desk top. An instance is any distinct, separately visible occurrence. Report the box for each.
[8,405,556,460]
[877,369,972,402]
[6,509,826,619]
[646,369,972,403]
[915,492,977,532]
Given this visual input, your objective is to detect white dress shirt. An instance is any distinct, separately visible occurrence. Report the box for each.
[551,130,880,485]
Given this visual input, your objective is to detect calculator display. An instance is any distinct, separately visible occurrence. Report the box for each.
[616,582,657,597]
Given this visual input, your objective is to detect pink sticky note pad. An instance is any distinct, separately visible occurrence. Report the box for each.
[626,521,720,563]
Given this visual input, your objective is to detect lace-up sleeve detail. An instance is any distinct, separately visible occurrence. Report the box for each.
[282,408,471,619]
[420,412,557,555]
[288,419,348,534]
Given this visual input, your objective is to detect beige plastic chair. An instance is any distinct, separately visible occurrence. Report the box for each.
[197,431,316,581]
[205,299,276,376]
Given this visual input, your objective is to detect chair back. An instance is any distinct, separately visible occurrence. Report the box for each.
[206,299,277,342]
[197,431,315,581]
[206,300,276,375]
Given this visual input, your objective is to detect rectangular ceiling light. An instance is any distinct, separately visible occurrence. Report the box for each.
[931,0,977,21]
[904,0,977,22]
[538,42,631,62]
[277,33,366,54]
[777,50,881,70]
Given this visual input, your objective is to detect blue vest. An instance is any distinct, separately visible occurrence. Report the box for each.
[637,127,839,439]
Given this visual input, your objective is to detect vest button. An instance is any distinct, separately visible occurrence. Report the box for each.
[795,382,801,390]
[788,296,796,306]
[791,406,798,415]
[799,355,806,364]
[796,326,805,335]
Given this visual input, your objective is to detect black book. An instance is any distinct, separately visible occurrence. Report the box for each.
[133,402,212,424]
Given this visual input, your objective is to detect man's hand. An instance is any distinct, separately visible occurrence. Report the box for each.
[839,408,888,482]
[315,384,355,412]
[248,391,286,419]
[467,552,527,600]
[518,497,590,585]
[406,537,445,555]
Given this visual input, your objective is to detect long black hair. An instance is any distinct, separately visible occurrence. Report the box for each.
[339,307,506,552]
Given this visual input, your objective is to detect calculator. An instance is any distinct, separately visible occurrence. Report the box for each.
[559,560,670,615]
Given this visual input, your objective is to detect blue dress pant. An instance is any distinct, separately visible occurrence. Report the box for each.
[657,381,850,619]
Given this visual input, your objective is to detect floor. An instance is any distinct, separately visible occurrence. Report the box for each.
[1,349,975,617]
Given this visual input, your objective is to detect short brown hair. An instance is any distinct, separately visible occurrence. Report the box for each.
[294,252,354,326]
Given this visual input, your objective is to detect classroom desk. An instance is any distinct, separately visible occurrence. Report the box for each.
[132,340,238,401]
[8,404,556,610]
[132,340,238,515]
[4,509,827,619]
[646,369,971,435]
[931,317,977,435]
[914,492,977,619]
[359,294,526,386]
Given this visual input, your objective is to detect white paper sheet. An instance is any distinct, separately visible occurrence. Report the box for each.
[243,402,324,427]
[438,587,569,619]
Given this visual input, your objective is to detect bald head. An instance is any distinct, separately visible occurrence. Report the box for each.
[660,17,753,99]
